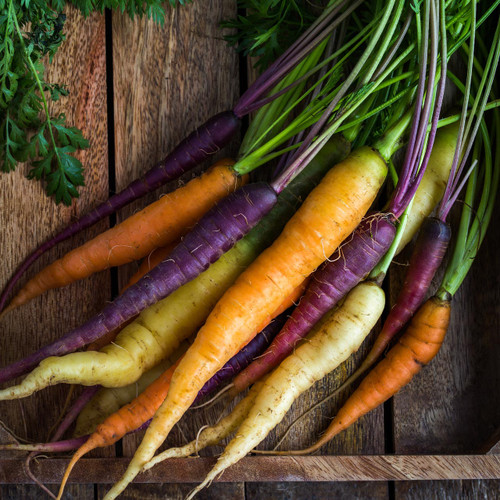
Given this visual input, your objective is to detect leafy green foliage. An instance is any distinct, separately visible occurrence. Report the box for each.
[222,0,319,71]
[0,0,187,205]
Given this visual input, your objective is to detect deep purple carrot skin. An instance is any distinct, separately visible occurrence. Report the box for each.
[230,216,396,395]
[193,310,289,403]
[0,183,278,384]
[0,111,240,314]
[373,216,451,352]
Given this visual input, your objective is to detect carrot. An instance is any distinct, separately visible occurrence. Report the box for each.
[104,146,388,499]
[3,160,243,313]
[185,281,385,498]
[273,296,451,455]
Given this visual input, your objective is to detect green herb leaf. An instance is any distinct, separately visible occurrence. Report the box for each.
[0,0,187,204]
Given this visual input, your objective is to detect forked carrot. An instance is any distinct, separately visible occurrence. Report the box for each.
[103,146,388,499]
[272,296,451,455]
[3,160,243,313]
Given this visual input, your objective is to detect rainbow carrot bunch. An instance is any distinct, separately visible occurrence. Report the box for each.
[0,2,499,500]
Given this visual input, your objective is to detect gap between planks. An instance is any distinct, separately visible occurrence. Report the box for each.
[1,455,499,484]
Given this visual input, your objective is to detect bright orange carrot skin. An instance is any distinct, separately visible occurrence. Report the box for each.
[7,160,243,311]
[287,296,451,455]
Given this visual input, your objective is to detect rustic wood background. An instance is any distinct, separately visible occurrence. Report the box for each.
[0,2,499,499]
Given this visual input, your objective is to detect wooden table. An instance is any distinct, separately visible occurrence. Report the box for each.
[1,3,499,499]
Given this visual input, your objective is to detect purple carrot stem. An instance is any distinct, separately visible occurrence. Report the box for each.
[0,183,278,383]
[407,2,438,173]
[193,310,289,404]
[0,111,240,314]
[392,0,447,217]
[439,161,477,221]
[231,215,396,394]
[391,1,432,209]
[234,0,350,115]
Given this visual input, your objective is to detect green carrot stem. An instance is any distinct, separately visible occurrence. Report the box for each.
[437,109,499,299]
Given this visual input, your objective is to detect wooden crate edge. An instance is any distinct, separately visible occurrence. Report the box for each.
[1,455,499,484]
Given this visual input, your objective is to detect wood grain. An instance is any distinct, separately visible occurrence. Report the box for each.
[1,456,499,484]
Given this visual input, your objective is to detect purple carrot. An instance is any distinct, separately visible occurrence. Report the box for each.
[0,111,240,314]
[0,183,278,386]
[227,215,396,397]
[193,310,289,404]
[376,217,451,346]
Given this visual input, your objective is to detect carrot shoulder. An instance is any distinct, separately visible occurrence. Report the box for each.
[6,160,243,312]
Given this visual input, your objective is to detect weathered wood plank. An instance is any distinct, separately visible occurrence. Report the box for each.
[1,456,500,484]
[96,483,244,500]
[0,6,109,498]
[0,484,94,500]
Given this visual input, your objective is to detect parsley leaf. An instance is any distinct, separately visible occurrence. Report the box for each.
[0,0,187,205]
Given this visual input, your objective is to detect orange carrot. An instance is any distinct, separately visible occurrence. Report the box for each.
[104,146,388,499]
[5,160,244,313]
[55,359,180,500]
[275,295,451,455]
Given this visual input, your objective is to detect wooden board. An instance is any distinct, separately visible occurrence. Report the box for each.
[1,456,500,484]
[0,1,499,499]
[0,7,108,500]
